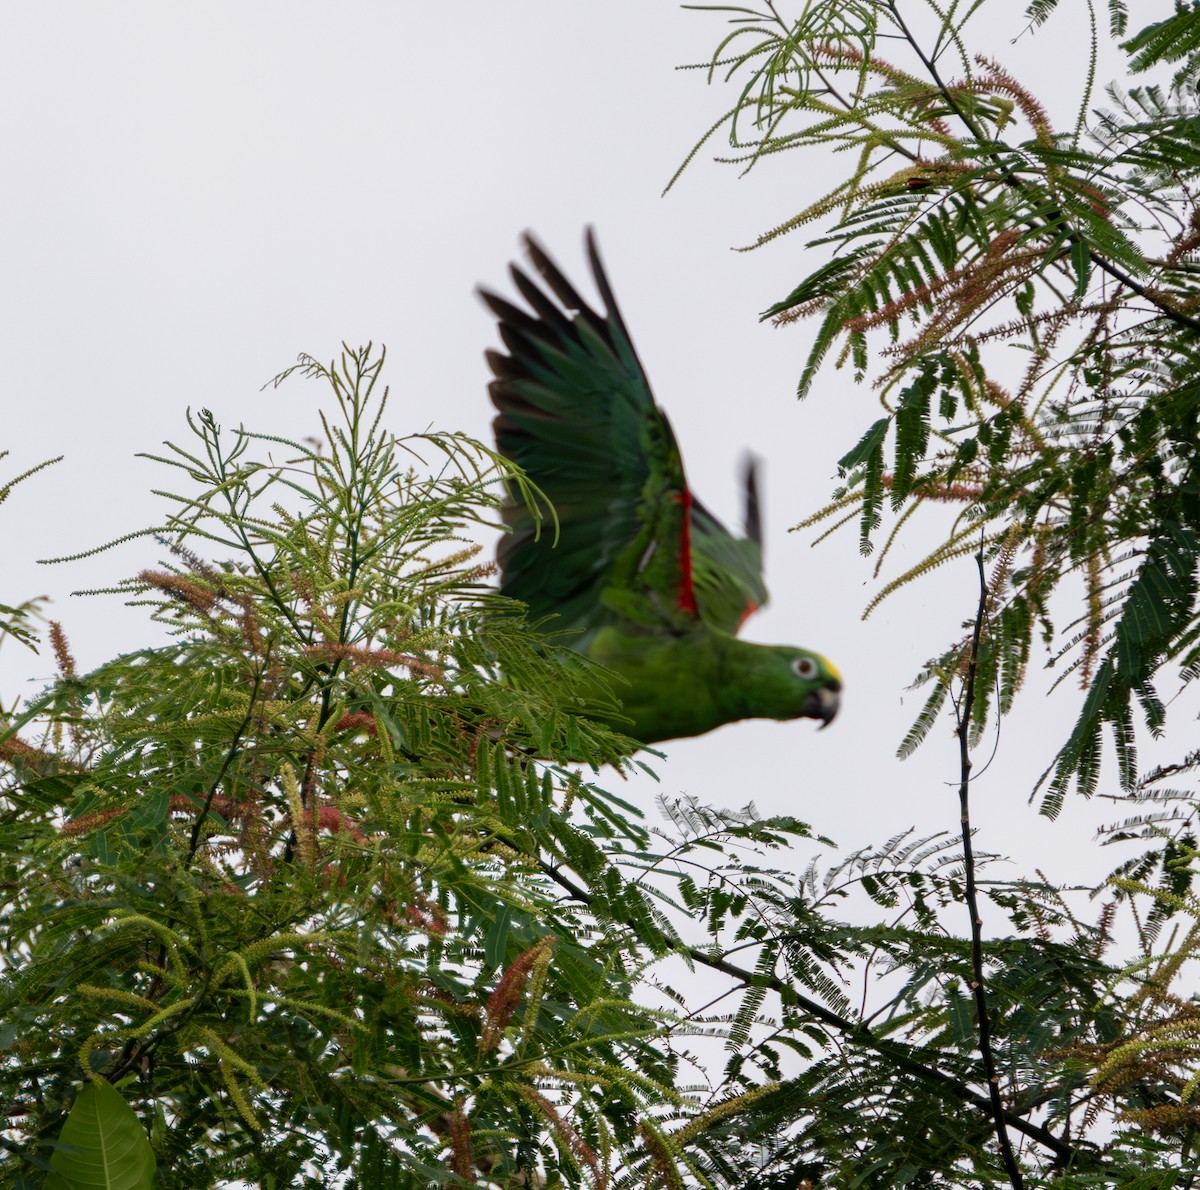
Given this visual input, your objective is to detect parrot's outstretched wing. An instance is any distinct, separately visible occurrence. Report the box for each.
[483,230,765,639]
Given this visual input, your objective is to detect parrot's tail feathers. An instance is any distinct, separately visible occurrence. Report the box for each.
[742,457,762,549]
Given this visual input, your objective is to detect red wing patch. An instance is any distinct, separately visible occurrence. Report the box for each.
[737,600,758,631]
[673,488,698,615]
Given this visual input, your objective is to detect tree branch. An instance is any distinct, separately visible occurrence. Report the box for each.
[534,855,1084,1166]
[958,550,1025,1188]
[884,0,1200,336]
[187,644,271,866]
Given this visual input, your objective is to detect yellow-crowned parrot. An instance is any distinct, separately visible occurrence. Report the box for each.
[482,230,841,744]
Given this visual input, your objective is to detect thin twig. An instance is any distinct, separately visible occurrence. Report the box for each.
[533,856,1084,1166]
[1179,1124,1197,1190]
[186,644,271,865]
[959,548,1025,1188]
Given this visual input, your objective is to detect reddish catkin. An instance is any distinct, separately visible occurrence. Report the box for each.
[1065,178,1112,219]
[237,769,273,880]
[313,805,368,843]
[161,537,224,587]
[405,903,448,936]
[60,807,128,836]
[334,711,378,736]
[1166,206,1200,268]
[47,621,85,747]
[139,570,219,614]
[844,267,957,333]
[811,39,927,96]
[956,634,976,680]
[238,593,262,655]
[880,473,987,504]
[1093,902,1117,960]
[168,793,237,818]
[480,938,556,1052]
[986,525,1023,618]
[846,232,1028,341]
[515,1084,604,1188]
[289,570,331,631]
[0,734,45,763]
[448,1106,474,1180]
[973,56,1053,143]
[303,642,444,679]
[914,482,987,503]
[637,1122,684,1190]
[47,621,77,680]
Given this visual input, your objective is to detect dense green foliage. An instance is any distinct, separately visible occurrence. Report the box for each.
[3,342,1197,1187]
[0,352,703,1186]
[676,0,1200,812]
[665,0,1200,1184]
[4,3,1200,1186]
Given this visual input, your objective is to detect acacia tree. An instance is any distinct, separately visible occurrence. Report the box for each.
[656,0,1200,1185]
[0,352,745,1187]
[674,0,1200,801]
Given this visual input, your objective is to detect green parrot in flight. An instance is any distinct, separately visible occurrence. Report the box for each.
[482,230,841,745]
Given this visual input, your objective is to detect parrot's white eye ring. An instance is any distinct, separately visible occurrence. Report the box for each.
[792,657,819,680]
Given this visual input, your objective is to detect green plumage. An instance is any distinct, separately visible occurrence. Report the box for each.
[484,230,840,744]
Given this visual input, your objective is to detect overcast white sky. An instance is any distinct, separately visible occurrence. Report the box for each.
[2,2,1185,897]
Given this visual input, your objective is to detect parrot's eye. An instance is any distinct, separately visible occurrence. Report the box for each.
[792,657,819,680]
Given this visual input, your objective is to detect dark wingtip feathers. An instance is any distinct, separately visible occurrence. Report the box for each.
[478,287,543,340]
[742,456,763,548]
[484,349,520,381]
[585,228,637,351]
[521,232,590,320]
[509,263,574,336]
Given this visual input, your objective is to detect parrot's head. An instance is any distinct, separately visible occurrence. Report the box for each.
[747,645,841,729]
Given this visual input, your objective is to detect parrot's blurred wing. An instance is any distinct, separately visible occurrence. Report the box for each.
[486,231,710,636]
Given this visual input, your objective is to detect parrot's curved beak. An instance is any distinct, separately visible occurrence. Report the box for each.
[802,682,840,729]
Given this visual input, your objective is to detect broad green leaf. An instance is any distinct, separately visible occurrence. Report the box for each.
[46,1080,156,1190]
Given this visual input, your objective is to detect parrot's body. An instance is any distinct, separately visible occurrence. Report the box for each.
[482,231,840,745]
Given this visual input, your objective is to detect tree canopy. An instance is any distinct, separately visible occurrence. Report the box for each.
[3,2,1200,1187]
[674,0,1200,815]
